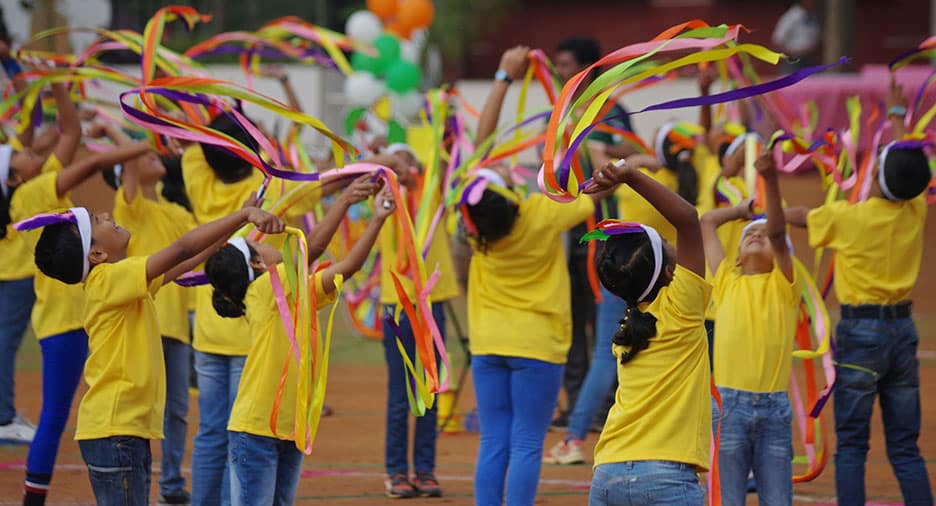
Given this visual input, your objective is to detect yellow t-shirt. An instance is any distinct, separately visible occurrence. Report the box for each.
[704,175,749,320]
[693,145,722,215]
[182,144,322,355]
[594,266,712,470]
[228,265,335,438]
[712,262,799,392]
[8,167,86,339]
[615,168,678,245]
[468,194,595,364]
[115,188,197,343]
[77,256,165,440]
[378,191,459,305]
[807,196,926,306]
[1,153,67,281]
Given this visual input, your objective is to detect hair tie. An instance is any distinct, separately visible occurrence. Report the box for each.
[228,237,256,282]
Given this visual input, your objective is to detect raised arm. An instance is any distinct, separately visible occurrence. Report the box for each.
[587,159,705,276]
[49,82,82,166]
[701,199,753,275]
[755,152,793,281]
[151,207,284,284]
[55,141,150,197]
[477,46,529,147]
[306,174,379,262]
[318,186,395,294]
[698,67,715,133]
[784,206,810,228]
[887,75,908,140]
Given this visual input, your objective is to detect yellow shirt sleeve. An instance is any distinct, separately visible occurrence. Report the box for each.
[41,153,63,174]
[806,200,848,249]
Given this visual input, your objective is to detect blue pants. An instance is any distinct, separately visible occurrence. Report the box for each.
[567,287,623,440]
[833,316,933,505]
[472,355,563,506]
[192,351,246,506]
[0,277,35,425]
[229,431,303,506]
[589,461,704,506]
[78,436,151,506]
[160,337,190,496]
[25,329,88,491]
[712,387,792,506]
[381,303,445,475]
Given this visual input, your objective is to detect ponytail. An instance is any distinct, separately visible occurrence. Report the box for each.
[674,155,699,206]
[205,244,253,318]
[613,305,657,364]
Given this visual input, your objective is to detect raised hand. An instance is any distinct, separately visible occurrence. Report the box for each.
[246,208,285,234]
[499,46,531,81]
[584,159,630,194]
[374,185,396,219]
[341,173,380,205]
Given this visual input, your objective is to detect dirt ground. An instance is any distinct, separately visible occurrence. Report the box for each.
[2,172,935,505]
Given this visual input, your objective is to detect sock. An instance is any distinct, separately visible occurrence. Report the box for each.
[23,472,51,506]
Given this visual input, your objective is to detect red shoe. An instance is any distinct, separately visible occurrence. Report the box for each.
[413,472,443,498]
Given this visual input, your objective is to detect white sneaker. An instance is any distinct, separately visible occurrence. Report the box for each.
[0,415,36,444]
[542,439,586,465]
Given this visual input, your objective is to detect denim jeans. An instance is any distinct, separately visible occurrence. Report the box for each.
[567,287,624,440]
[78,436,151,506]
[229,431,303,506]
[833,316,933,506]
[0,277,35,425]
[160,337,191,496]
[564,246,596,414]
[381,303,445,475]
[472,355,564,506]
[711,387,792,506]
[192,351,246,506]
[589,460,704,506]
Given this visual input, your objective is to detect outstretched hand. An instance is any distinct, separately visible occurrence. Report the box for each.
[374,185,396,219]
[499,46,530,81]
[584,159,629,194]
[754,151,777,178]
[341,174,381,205]
[246,208,285,234]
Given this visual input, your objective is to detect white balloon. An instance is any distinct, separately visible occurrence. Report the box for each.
[344,73,386,106]
[345,10,383,45]
[400,41,420,63]
[391,91,425,120]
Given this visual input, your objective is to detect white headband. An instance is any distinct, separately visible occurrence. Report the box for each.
[228,237,255,282]
[474,168,507,189]
[638,225,664,303]
[725,132,762,158]
[386,143,415,157]
[70,207,93,282]
[878,141,898,201]
[0,144,13,198]
[113,164,123,187]
[654,122,676,166]
[741,218,794,254]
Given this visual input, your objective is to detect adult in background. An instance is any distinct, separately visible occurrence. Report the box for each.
[771,0,822,73]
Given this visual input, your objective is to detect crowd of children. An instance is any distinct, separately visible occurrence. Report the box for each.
[0,25,933,506]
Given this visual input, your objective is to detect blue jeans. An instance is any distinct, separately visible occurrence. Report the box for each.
[833,316,933,505]
[472,355,563,506]
[381,302,445,475]
[78,436,152,506]
[567,287,624,440]
[711,387,792,506]
[229,431,303,506]
[26,329,88,490]
[160,337,190,496]
[192,351,246,506]
[589,461,704,506]
[0,277,35,425]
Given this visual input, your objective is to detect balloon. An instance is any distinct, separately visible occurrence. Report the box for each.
[397,0,435,31]
[343,72,386,106]
[351,51,380,74]
[385,60,422,93]
[384,21,413,40]
[388,119,406,143]
[390,90,424,120]
[400,40,420,63]
[344,107,368,135]
[374,33,402,74]
[345,10,383,45]
[366,0,398,20]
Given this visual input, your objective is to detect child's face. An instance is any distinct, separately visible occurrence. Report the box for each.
[89,212,131,263]
[738,222,774,263]
[246,240,282,270]
[137,151,167,185]
[7,150,44,187]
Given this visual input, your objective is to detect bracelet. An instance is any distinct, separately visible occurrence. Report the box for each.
[887,105,907,117]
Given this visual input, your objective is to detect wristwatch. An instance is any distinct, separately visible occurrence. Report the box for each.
[494,69,512,85]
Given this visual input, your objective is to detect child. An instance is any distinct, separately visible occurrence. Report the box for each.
[701,152,799,505]
[582,157,711,506]
[18,200,283,505]
[100,120,198,505]
[206,183,394,506]
[784,82,933,505]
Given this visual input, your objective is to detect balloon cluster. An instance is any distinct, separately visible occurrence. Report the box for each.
[343,0,434,144]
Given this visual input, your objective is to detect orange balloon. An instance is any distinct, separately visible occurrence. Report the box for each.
[385,21,413,40]
[367,0,398,21]
[396,0,435,30]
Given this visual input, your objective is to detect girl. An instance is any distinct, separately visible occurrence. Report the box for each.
[701,152,799,505]
[20,199,282,505]
[206,182,394,505]
[583,158,711,506]
[468,46,615,505]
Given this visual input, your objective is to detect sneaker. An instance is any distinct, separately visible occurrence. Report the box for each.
[548,412,569,432]
[413,472,443,498]
[158,490,191,505]
[385,473,417,499]
[0,416,36,444]
[542,439,586,465]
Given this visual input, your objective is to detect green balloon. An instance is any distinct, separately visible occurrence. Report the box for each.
[385,60,422,93]
[388,120,406,143]
[344,107,368,136]
[374,33,401,74]
[351,51,379,75]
